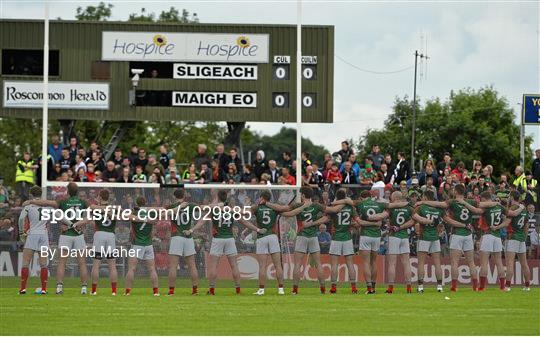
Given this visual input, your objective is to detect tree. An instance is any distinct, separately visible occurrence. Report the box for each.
[75,2,113,21]
[128,6,198,23]
[241,127,330,166]
[356,87,533,176]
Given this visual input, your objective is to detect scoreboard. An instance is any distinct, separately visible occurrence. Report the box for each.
[0,20,334,123]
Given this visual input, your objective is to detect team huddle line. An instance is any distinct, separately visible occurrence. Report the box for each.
[12,181,534,297]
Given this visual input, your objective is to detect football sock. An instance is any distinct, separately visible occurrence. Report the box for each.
[92,283,98,293]
[125,288,131,295]
[259,285,265,289]
[418,279,424,285]
[479,276,487,290]
[505,280,511,288]
[436,279,442,286]
[499,278,506,290]
[406,284,412,293]
[192,285,198,294]
[40,268,48,292]
[386,285,394,292]
[278,283,283,289]
[472,278,478,290]
[451,279,458,290]
[153,287,159,295]
[525,281,530,287]
[209,287,215,295]
[292,285,298,293]
[20,267,29,291]
[372,282,376,290]
[111,282,117,293]
[235,287,241,294]
[168,287,174,295]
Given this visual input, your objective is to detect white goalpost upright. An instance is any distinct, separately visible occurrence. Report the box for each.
[41,2,49,198]
[296,0,303,193]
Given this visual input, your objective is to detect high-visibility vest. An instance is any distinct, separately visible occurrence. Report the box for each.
[15,159,35,184]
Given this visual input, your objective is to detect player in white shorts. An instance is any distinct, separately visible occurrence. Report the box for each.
[73,189,119,296]
[25,182,89,295]
[504,191,531,291]
[314,189,361,294]
[17,186,52,294]
[240,190,287,295]
[189,190,263,295]
[166,189,199,296]
[125,196,160,296]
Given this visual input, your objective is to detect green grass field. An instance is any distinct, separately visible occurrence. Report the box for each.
[1,277,539,335]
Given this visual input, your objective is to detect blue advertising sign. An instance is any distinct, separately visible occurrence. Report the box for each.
[523,94,540,124]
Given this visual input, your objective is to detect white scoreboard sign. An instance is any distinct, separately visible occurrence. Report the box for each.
[173,63,257,80]
[172,91,257,108]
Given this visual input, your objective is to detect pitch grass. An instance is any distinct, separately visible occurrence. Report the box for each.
[1,277,539,335]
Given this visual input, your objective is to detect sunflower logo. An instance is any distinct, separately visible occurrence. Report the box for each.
[153,34,167,46]
[236,36,250,48]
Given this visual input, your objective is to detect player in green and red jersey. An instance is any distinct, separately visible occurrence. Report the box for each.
[239,190,287,295]
[504,191,531,291]
[384,191,416,294]
[125,196,160,296]
[25,182,89,295]
[420,184,480,292]
[189,190,263,295]
[412,190,445,293]
[313,188,361,294]
[267,187,326,294]
[73,189,119,296]
[166,189,199,296]
[458,190,522,291]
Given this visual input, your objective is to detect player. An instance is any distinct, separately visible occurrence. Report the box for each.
[458,191,516,291]
[166,189,199,296]
[189,190,264,295]
[25,182,89,295]
[17,186,52,294]
[74,189,119,296]
[420,184,479,292]
[239,190,286,295]
[384,191,415,294]
[504,191,531,291]
[269,187,326,294]
[125,196,160,296]
[356,190,386,294]
[314,188,361,294]
[412,190,445,293]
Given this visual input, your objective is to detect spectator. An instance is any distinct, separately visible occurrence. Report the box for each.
[383,153,395,176]
[74,154,87,173]
[227,147,243,173]
[132,165,147,183]
[523,171,538,205]
[165,169,180,185]
[265,160,281,184]
[211,159,225,183]
[241,164,256,183]
[451,161,466,182]
[371,172,385,200]
[419,163,439,187]
[119,166,132,183]
[48,135,62,163]
[252,150,267,179]
[74,167,88,182]
[199,163,212,183]
[326,162,342,186]
[340,153,360,177]
[182,163,199,181]
[68,136,80,161]
[15,152,37,201]
[341,161,358,184]
[51,162,62,181]
[303,165,321,188]
[533,149,540,181]
[112,148,123,167]
[133,148,148,170]
[311,163,324,188]
[59,148,74,173]
[225,163,241,183]
[436,152,454,176]
[102,160,120,182]
[194,144,212,170]
[145,154,164,177]
[370,145,384,171]
[421,176,438,196]
[380,163,392,184]
[360,162,375,185]
[317,224,331,254]
[281,151,293,174]
[301,152,312,174]
[159,144,170,169]
[213,144,230,173]
[86,141,100,160]
[128,145,139,165]
[336,140,353,163]
[470,160,483,179]
[281,167,296,185]
[392,152,411,184]
[85,163,96,182]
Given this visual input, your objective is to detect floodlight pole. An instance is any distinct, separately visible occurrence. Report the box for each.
[410,50,428,173]
[296,0,302,194]
[41,3,49,197]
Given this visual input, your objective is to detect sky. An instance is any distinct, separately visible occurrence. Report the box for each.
[1,0,539,158]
